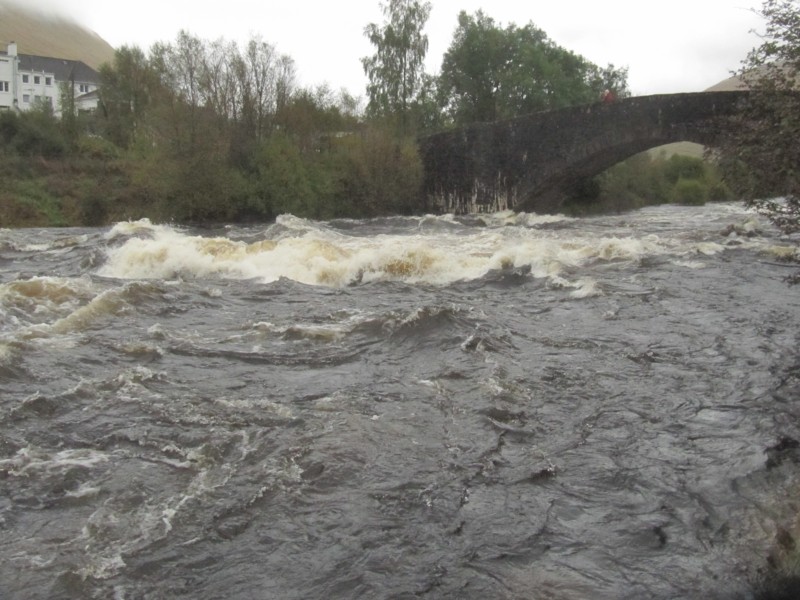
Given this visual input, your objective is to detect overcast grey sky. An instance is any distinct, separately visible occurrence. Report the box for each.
[12,0,765,97]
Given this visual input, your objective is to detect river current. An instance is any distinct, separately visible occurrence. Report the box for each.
[1,203,799,599]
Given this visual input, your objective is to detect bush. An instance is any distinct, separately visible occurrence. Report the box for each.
[330,128,424,217]
[0,109,66,158]
[255,132,317,219]
[707,180,733,202]
[582,151,729,214]
[0,111,20,147]
[11,178,67,226]
[76,135,121,161]
[664,154,706,184]
[672,178,706,205]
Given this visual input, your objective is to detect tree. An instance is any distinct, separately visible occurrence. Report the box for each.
[275,84,362,153]
[98,45,159,148]
[331,126,424,216]
[149,31,214,155]
[437,10,629,125]
[362,0,432,130]
[199,37,241,128]
[234,37,289,143]
[715,0,800,233]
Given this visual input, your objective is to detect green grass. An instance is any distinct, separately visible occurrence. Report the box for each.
[12,177,68,226]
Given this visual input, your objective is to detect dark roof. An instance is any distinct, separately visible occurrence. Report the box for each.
[17,53,99,84]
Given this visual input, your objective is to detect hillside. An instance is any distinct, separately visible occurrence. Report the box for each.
[705,73,748,92]
[0,1,114,69]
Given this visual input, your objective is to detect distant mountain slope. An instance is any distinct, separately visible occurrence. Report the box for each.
[0,1,114,69]
[705,74,748,92]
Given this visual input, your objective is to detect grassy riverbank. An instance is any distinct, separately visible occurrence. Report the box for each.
[0,151,133,228]
[1,137,733,229]
[0,109,426,228]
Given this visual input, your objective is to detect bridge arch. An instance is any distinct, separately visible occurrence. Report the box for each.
[419,91,748,214]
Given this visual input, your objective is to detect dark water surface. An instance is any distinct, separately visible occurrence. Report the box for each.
[1,204,800,599]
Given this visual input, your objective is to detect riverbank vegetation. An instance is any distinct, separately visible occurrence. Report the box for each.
[564,151,732,216]
[714,0,800,289]
[715,0,800,236]
[0,1,733,228]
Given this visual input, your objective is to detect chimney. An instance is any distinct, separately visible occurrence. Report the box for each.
[8,42,17,57]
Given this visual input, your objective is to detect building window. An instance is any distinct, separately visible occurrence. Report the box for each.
[22,74,29,83]
[45,77,52,86]
[79,83,91,93]
[0,81,8,92]
[34,75,40,84]
[22,94,30,103]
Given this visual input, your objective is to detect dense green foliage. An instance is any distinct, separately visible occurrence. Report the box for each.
[715,0,800,233]
[564,152,731,215]
[0,29,429,227]
[0,103,66,157]
[437,11,630,125]
[362,0,432,133]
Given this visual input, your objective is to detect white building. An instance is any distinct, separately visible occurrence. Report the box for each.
[0,42,100,115]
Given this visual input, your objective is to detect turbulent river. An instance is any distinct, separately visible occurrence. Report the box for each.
[1,203,800,599]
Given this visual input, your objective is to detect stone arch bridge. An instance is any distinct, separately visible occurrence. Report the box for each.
[418,91,748,214]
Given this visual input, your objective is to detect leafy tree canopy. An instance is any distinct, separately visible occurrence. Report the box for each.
[437,10,630,125]
[715,0,800,233]
[362,0,432,131]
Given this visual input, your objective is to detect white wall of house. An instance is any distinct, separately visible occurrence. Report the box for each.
[0,43,17,110]
[18,70,57,111]
[1,42,100,115]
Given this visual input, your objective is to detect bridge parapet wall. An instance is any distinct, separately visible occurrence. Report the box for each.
[419,91,748,214]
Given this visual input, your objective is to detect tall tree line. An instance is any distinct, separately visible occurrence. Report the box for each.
[89,31,424,222]
[99,32,296,157]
